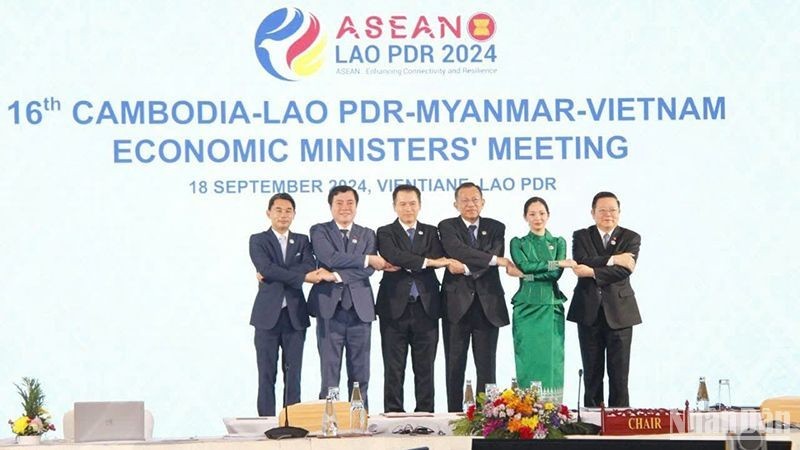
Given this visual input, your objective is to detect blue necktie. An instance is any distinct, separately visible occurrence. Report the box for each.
[468,224,478,248]
[340,229,349,252]
[407,228,419,299]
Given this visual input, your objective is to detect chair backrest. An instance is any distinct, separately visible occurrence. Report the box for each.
[63,408,154,441]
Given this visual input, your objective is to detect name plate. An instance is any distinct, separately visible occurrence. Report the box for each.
[601,402,689,435]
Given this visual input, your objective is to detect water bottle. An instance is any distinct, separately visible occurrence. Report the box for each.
[321,394,338,437]
[349,382,368,434]
[696,377,709,412]
[463,379,475,412]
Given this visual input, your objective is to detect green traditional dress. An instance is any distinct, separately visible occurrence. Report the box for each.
[510,230,567,400]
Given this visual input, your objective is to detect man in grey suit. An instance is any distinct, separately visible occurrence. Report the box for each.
[309,185,389,409]
[249,193,332,416]
[569,191,640,407]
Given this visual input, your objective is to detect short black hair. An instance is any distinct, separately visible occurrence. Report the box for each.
[392,184,421,203]
[454,181,482,199]
[268,193,295,210]
[523,196,549,216]
[592,191,620,209]
[328,185,359,206]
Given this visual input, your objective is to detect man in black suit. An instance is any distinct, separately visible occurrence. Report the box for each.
[568,191,640,407]
[249,193,332,416]
[439,182,522,412]
[376,184,451,412]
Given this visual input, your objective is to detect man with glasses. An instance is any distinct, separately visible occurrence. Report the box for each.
[568,191,640,407]
[439,182,522,412]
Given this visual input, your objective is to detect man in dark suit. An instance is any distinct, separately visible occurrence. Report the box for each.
[568,191,640,407]
[376,184,451,412]
[309,185,388,409]
[249,193,331,416]
[439,182,523,412]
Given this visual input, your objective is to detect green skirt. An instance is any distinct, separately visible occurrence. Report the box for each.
[513,301,565,396]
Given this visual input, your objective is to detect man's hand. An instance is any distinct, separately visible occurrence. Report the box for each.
[506,264,524,278]
[316,268,337,282]
[613,252,636,272]
[496,256,514,268]
[383,264,402,272]
[559,259,577,268]
[426,257,451,268]
[572,264,595,278]
[368,254,388,270]
[447,259,467,274]
[256,272,265,283]
[304,270,321,284]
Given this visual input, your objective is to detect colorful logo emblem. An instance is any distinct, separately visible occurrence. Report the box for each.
[254,7,327,81]
[467,12,496,42]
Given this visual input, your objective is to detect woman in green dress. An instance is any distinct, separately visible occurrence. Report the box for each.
[510,197,575,401]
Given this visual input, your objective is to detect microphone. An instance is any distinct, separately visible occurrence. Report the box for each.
[265,361,309,439]
[577,369,583,423]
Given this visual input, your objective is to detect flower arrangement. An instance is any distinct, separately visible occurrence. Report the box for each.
[452,386,572,439]
[7,378,56,436]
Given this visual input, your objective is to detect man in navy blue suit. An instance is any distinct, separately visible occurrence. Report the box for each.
[249,193,333,416]
[308,185,389,409]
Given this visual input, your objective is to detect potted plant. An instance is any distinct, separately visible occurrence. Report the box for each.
[7,378,56,445]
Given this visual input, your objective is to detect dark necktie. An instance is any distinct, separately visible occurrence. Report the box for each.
[468,224,478,248]
[407,228,419,299]
[602,233,610,249]
[339,228,353,310]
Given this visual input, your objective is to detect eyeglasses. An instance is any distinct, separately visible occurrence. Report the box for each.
[457,197,482,205]
[391,424,443,435]
[595,208,619,215]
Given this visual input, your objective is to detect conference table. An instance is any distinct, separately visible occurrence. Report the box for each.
[1,410,796,449]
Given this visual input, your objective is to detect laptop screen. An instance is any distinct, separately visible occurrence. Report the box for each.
[74,401,145,442]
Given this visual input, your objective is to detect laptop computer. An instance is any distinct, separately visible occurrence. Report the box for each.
[74,401,146,442]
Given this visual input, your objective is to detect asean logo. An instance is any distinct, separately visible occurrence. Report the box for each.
[467,12,496,42]
[254,7,327,81]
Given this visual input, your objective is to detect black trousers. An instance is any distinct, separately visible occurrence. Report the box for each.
[380,300,439,412]
[443,298,499,412]
[577,306,633,407]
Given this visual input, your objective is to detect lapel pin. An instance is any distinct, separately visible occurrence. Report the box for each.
[610,239,616,246]
[481,230,487,236]
[418,230,423,235]
[295,252,301,256]
[548,245,554,250]
[352,238,358,244]
[289,239,295,244]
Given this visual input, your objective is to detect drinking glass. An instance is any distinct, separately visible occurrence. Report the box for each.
[484,383,499,400]
[718,379,731,410]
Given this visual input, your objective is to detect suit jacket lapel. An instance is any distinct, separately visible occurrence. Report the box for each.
[411,223,424,253]
[328,220,346,252]
[285,232,297,263]
[588,225,607,255]
[348,223,361,254]
[476,218,487,250]
[608,227,623,252]
[458,218,475,247]
[393,219,415,252]
[266,229,285,265]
